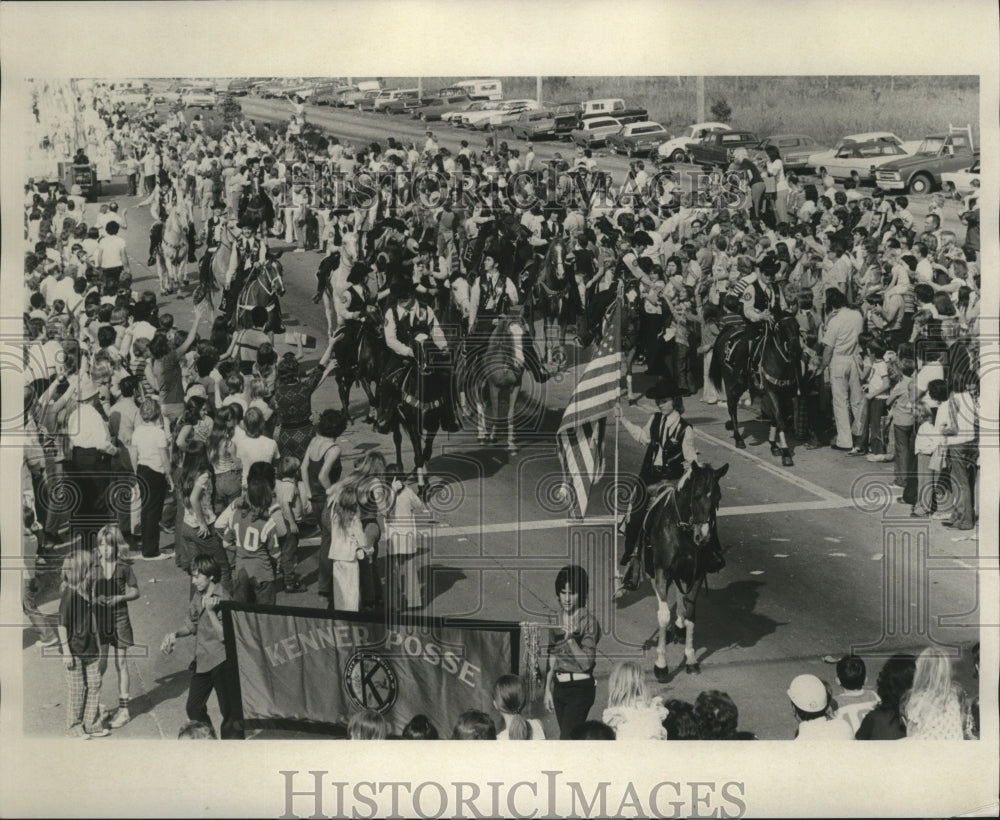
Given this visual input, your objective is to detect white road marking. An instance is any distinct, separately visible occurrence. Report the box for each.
[824,537,842,543]
[828,552,847,557]
[774,553,789,558]
[428,498,855,538]
[749,570,764,575]
[694,428,846,503]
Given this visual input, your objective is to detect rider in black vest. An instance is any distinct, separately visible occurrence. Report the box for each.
[733,252,788,388]
[375,278,460,434]
[467,251,549,383]
[330,262,371,367]
[616,382,725,597]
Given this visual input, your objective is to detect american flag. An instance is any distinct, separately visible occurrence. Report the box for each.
[556,294,623,518]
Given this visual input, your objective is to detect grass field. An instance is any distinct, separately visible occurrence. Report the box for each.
[371,76,979,147]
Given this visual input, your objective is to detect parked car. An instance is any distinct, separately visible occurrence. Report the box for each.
[684,129,759,166]
[605,121,671,157]
[310,83,355,106]
[808,135,912,182]
[581,98,648,125]
[874,127,976,194]
[442,99,494,124]
[940,158,980,198]
[461,100,535,129]
[352,90,382,112]
[182,88,216,110]
[757,134,828,170]
[411,94,478,121]
[380,91,422,115]
[569,116,623,149]
[508,110,558,140]
[371,88,420,113]
[550,102,584,136]
[656,122,731,162]
[153,82,187,104]
[227,78,262,96]
[481,100,541,129]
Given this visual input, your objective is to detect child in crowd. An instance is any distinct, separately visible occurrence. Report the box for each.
[833,655,879,735]
[911,379,946,518]
[58,550,110,738]
[886,357,918,504]
[217,474,283,605]
[861,337,891,461]
[601,660,668,739]
[787,673,854,741]
[384,464,429,611]
[93,524,140,729]
[493,674,545,740]
[275,455,304,593]
[160,555,244,739]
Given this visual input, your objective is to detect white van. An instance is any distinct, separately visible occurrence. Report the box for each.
[446,79,503,101]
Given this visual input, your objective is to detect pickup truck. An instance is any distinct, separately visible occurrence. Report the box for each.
[684,129,760,167]
[874,128,976,194]
[580,98,648,126]
[550,102,583,135]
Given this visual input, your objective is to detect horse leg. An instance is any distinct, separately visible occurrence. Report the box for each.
[652,572,672,682]
[773,390,794,466]
[358,376,378,424]
[392,423,405,475]
[726,380,746,449]
[336,373,353,423]
[421,431,436,489]
[475,389,487,443]
[488,382,500,443]
[506,384,518,453]
[680,586,700,672]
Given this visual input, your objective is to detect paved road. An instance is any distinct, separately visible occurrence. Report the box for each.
[21,120,981,741]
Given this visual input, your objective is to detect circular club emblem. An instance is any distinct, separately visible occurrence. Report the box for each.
[344,652,398,714]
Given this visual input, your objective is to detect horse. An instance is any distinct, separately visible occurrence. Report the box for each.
[645,461,730,680]
[194,221,237,309]
[457,314,529,452]
[332,305,385,426]
[526,235,574,369]
[156,206,189,295]
[238,187,275,234]
[709,316,801,466]
[234,253,286,335]
[387,337,443,496]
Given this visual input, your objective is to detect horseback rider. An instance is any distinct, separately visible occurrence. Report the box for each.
[222,219,268,326]
[375,278,460,434]
[732,252,789,389]
[329,261,373,371]
[615,382,725,598]
[141,171,198,267]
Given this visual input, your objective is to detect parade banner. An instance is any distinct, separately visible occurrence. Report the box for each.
[222,603,518,735]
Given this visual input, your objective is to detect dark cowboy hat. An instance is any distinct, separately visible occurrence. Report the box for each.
[348,261,370,284]
[758,253,781,275]
[237,216,260,230]
[380,217,407,233]
[645,380,684,402]
[390,277,415,301]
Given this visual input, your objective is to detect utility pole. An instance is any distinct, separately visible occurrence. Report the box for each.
[696,75,705,122]
[537,75,543,105]
[418,77,423,98]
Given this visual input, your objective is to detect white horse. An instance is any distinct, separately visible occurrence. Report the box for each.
[156,203,190,295]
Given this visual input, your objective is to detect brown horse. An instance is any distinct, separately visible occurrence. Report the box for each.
[645,461,729,679]
[388,337,444,495]
[234,253,286,335]
[527,235,573,369]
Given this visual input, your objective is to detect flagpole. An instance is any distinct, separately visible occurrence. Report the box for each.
[613,281,624,572]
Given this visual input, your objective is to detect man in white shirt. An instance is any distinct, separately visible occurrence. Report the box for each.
[820,288,865,451]
[95,220,130,295]
[67,377,117,535]
[39,264,78,309]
